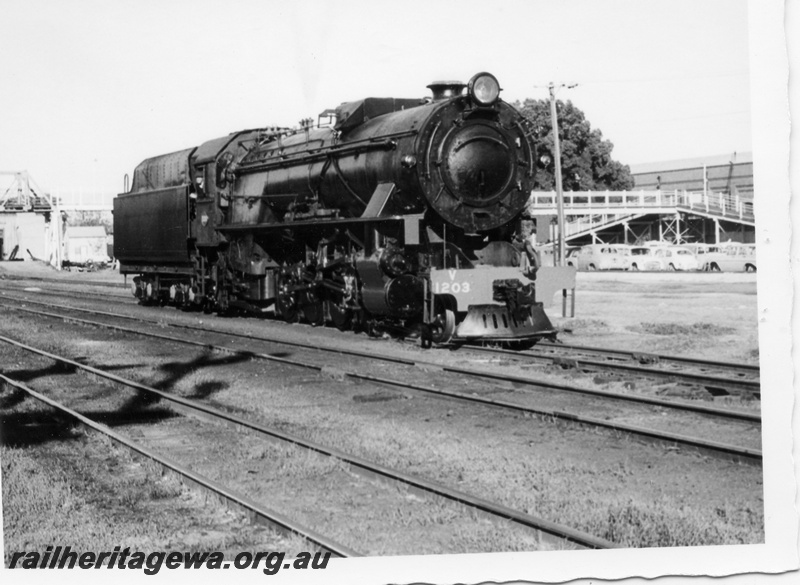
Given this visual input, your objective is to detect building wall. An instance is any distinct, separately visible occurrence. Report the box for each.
[65,236,110,264]
[0,213,48,260]
[631,153,753,198]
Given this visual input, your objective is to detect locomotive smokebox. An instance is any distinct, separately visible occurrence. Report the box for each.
[417,76,534,232]
[440,121,516,208]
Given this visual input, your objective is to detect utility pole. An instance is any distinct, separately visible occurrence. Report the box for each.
[549,82,567,266]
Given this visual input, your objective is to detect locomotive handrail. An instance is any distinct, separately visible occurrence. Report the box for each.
[425,122,442,179]
[217,215,408,231]
[226,193,298,200]
[237,130,418,175]
[513,120,535,178]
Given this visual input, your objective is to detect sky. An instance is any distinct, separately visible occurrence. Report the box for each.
[0,0,752,203]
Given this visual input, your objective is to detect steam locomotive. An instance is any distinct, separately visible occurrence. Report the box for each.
[114,72,570,346]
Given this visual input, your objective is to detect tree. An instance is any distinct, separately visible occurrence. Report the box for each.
[65,210,113,233]
[514,99,635,191]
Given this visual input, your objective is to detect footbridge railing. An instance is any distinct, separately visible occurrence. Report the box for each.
[528,189,754,223]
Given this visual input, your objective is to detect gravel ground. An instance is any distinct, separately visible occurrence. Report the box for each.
[1,261,763,557]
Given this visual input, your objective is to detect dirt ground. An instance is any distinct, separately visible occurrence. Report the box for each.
[542,270,760,364]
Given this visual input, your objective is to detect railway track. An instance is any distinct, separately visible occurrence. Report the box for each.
[0,273,129,290]
[536,340,759,377]
[0,296,762,464]
[0,372,359,557]
[0,333,615,551]
[0,292,761,420]
[469,341,760,398]
[0,281,760,399]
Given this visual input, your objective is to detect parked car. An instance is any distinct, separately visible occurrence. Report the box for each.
[701,243,757,272]
[629,246,656,271]
[564,246,581,268]
[660,246,700,271]
[573,244,631,271]
[629,245,699,271]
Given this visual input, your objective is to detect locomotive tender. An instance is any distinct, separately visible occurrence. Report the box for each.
[114,72,563,346]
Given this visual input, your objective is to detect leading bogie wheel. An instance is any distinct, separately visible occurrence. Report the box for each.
[429,308,456,345]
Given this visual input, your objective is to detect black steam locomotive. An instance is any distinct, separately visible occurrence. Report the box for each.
[114,72,566,346]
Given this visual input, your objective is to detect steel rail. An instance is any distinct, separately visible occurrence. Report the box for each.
[0,282,763,375]
[0,285,763,393]
[0,334,615,550]
[463,344,760,397]
[0,304,762,465]
[534,340,760,375]
[0,296,761,424]
[0,372,359,558]
[0,275,129,290]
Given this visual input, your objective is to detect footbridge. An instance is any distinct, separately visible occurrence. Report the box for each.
[527,189,755,244]
[2,173,114,212]
[1,171,53,212]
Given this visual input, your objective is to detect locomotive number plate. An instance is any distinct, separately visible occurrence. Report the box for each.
[430,266,531,311]
[431,270,472,295]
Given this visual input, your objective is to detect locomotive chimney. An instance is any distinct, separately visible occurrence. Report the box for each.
[427,80,466,101]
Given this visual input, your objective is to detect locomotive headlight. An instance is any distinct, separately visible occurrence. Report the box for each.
[468,72,500,106]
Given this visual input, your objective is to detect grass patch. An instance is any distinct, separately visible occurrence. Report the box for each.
[596,499,762,547]
[1,442,121,560]
[246,442,345,479]
[243,398,763,549]
[449,520,569,552]
[2,430,315,561]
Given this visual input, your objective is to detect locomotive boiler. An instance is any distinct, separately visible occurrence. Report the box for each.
[114,72,566,346]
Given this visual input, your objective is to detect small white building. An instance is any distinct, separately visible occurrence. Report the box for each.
[63,226,110,265]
